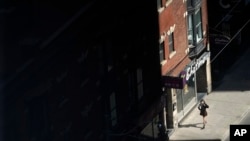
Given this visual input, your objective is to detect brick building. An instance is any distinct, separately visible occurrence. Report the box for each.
[1,1,163,141]
[140,0,212,138]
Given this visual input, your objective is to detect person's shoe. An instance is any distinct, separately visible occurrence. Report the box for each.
[201,124,205,129]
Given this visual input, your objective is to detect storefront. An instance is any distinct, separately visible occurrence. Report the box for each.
[176,72,196,120]
[164,51,211,129]
[177,51,210,121]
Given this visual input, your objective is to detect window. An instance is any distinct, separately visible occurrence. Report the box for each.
[159,42,165,62]
[187,0,192,7]
[195,8,203,43]
[187,8,203,45]
[188,14,194,45]
[187,0,201,8]
[157,0,163,9]
[168,32,174,53]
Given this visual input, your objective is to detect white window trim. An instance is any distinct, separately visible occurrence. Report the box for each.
[165,0,173,7]
[159,41,166,63]
[158,0,174,13]
[161,60,167,66]
[158,7,165,13]
[167,26,175,58]
[185,48,189,54]
[159,32,167,63]
[159,33,166,43]
[203,31,206,36]
[169,51,176,59]
[183,11,188,18]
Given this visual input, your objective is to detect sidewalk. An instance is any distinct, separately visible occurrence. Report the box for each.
[169,70,250,140]
[169,36,250,141]
[169,91,250,141]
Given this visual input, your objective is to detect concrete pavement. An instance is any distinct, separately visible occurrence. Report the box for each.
[169,91,250,141]
[169,41,250,141]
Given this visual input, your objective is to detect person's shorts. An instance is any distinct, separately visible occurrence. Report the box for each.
[200,111,207,117]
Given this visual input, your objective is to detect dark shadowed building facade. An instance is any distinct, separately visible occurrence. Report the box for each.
[207,0,250,85]
[0,1,162,141]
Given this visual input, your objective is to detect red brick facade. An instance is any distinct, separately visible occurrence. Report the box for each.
[157,0,211,131]
[159,0,208,76]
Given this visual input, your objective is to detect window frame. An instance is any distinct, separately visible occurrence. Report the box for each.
[159,41,165,62]
[157,0,163,9]
[168,32,175,53]
[195,8,203,43]
[188,14,194,46]
[187,7,203,46]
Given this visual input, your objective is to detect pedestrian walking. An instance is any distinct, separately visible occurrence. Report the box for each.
[198,99,209,129]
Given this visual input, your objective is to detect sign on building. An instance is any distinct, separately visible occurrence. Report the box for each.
[162,76,185,89]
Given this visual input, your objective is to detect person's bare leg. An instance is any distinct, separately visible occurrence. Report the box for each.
[204,116,207,124]
[202,117,206,129]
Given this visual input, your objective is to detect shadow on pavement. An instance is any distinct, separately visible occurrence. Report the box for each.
[178,122,203,129]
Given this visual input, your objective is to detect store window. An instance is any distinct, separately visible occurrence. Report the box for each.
[182,74,196,107]
[176,72,196,115]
